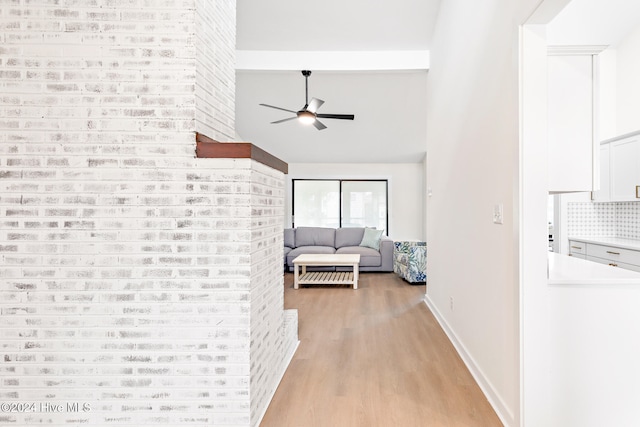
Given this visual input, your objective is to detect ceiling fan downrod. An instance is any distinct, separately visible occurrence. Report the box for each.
[302,70,311,108]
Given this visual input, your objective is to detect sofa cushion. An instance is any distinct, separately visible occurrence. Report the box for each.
[286,245,336,263]
[284,228,295,248]
[360,228,384,250]
[335,227,365,248]
[336,246,381,267]
[295,227,335,247]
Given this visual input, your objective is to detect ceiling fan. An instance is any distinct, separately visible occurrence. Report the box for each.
[259,70,355,131]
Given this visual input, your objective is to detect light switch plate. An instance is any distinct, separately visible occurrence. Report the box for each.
[493,203,504,225]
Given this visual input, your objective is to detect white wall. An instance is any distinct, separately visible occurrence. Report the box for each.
[285,162,425,241]
[520,23,556,427]
[424,1,540,425]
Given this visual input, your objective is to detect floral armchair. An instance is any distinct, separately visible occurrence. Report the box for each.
[393,241,427,284]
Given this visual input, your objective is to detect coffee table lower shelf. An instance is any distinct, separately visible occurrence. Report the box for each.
[292,254,361,290]
[297,271,354,287]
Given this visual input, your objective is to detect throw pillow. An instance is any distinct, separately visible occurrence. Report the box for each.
[360,228,384,250]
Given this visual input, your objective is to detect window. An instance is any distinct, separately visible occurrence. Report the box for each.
[291,180,340,228]
[292,179,388,233]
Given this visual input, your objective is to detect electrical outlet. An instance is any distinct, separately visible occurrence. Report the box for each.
[449,296,454,311]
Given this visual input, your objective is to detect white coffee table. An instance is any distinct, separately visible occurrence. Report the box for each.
[292,254,361,289]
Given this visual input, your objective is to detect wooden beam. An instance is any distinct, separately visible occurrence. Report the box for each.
[195,132,288,174]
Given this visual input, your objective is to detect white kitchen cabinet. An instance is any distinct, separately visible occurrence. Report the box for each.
[609,131,640,201]
[569,238,640,273]
[568,240,587,259]
[548,53,597,193]
[586,256,640,272]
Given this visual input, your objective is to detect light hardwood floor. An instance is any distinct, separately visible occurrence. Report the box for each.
[260,272,503,427]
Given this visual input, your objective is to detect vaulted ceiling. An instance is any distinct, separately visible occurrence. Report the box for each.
[234,0,442,164]
[234,0,640,164]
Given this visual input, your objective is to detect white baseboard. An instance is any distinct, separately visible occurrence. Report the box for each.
[424,296,514,427]
[253,340,300,427]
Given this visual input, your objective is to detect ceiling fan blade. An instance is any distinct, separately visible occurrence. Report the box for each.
[259,103,297,114]
[307,98,324,113]
[271,117,297,124]
[316,113,355,120]
[313,120,327,130]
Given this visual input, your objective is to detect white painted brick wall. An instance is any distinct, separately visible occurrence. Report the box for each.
[195,0,236,141]
[0,1,294,426]
[248,162,286,426]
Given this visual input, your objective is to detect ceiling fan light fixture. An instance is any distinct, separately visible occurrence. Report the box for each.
[297,110,316,125]
[259,70,354,130]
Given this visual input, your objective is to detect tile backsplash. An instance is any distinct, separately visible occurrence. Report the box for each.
[568,202,640,239]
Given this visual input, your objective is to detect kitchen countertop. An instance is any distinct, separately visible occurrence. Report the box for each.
[568,236,640,251]
[548,252,640,285]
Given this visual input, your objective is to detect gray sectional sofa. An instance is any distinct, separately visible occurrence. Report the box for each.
[284,226,394,272]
